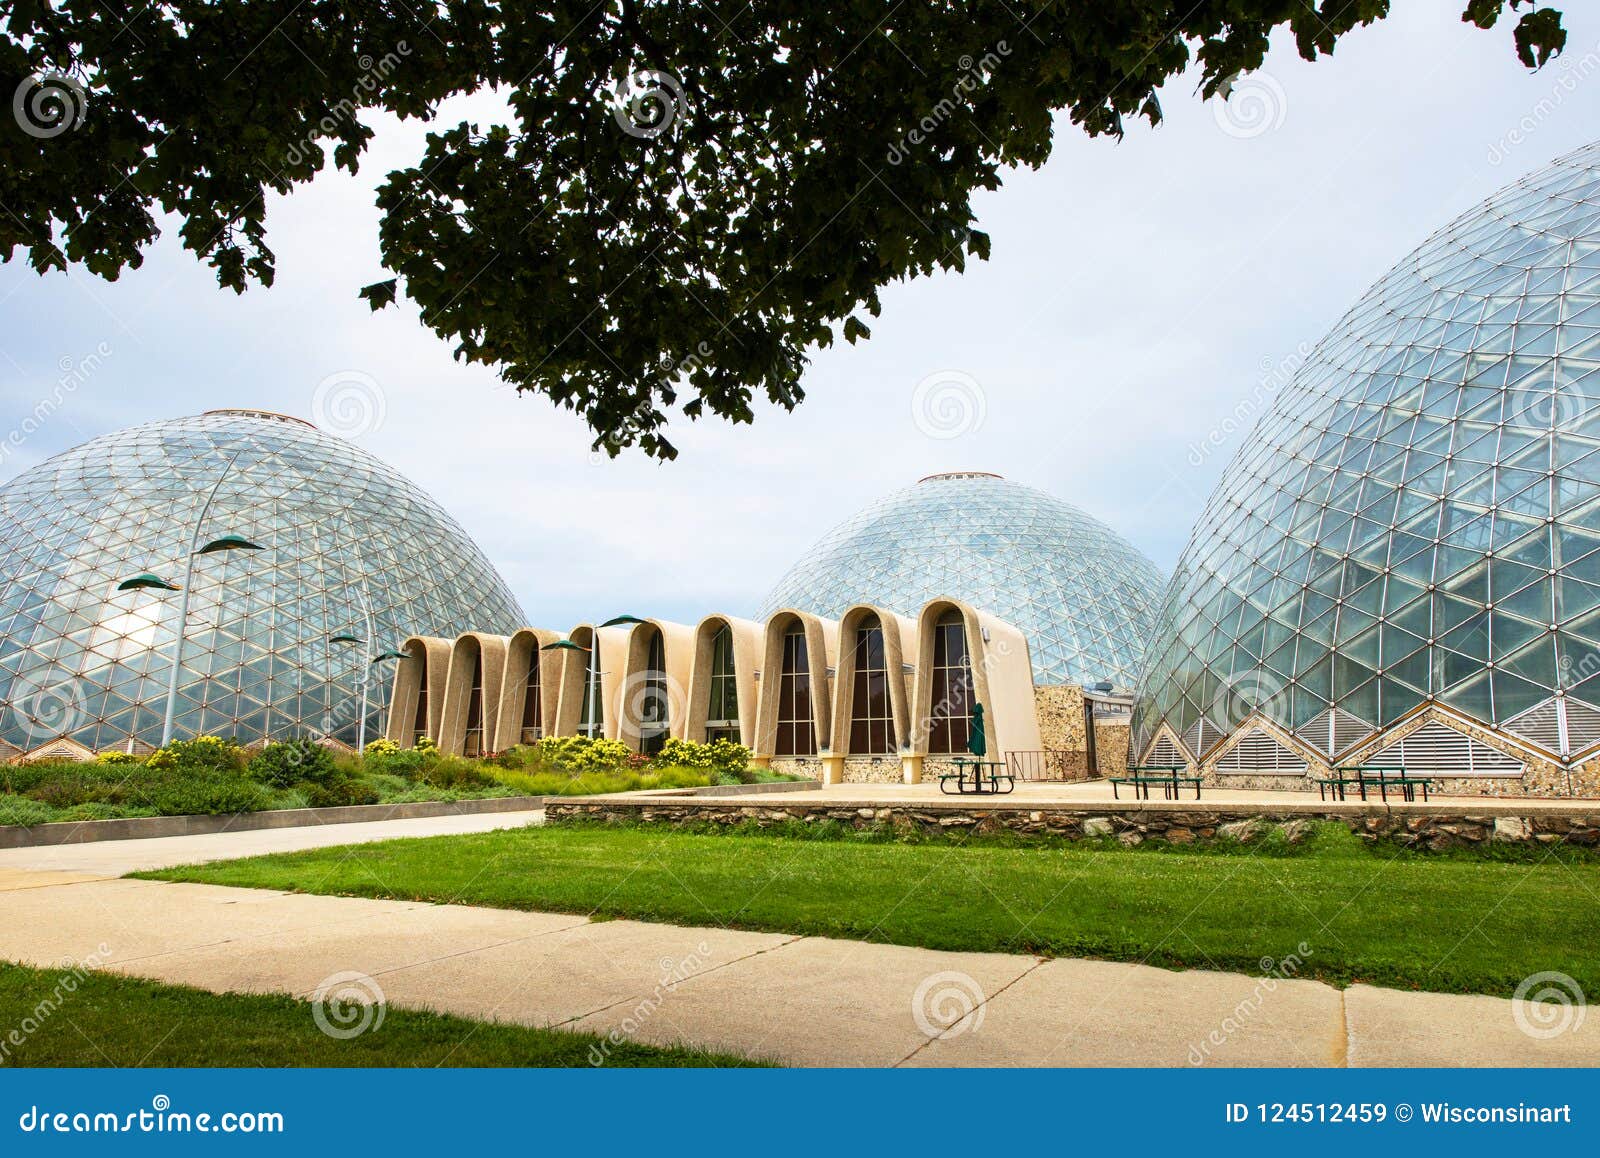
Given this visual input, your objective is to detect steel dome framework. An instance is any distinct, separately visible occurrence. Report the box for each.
[760,472,1164,687]
[0,410,524,753]
[1134,142,1600,776]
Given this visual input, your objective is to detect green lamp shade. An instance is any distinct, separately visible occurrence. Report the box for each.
[197,534,265,554]
[541,639,590,652]
[117,573,180,592]
[598,614,645,628]
[372,651,408,663]
[329,633,364,644]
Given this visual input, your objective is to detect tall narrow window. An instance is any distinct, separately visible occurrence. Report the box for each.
[705,625,740,742]
[928,610,974,754]
[520,654,542,743]
[411,667,429,746]
[776,624,815,756]
[849,617,895,754]
[578,644,603,738]
[638,630,669,755]
[463,656,485,757]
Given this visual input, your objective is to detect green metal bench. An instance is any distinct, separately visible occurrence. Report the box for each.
[1109,763,1202,801]
[1318,763,1433,803]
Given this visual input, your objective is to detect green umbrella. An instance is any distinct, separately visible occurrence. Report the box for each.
[966,702,987,757]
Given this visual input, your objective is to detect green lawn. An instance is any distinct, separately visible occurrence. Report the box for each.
[139,821,1600,1000]
[0,962,756,1067]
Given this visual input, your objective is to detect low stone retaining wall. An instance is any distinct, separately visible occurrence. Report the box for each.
[0,793,546,849]
[544,796,1600,849]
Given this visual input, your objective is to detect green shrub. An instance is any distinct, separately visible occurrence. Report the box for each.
[147,735,245,775]
[364,746,431,779]
[0,796,58,826]
[304,778,381,808]
[96,751,142,765]
[363,738,401,758]
[533,735,631,774]
[249,738,339,789]
[134,771,271,816]
[653,738,753,781]
[418,758,498,790]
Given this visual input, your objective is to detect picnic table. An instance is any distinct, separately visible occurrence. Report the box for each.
[1108,763,1203,801]
[1314,763,1434,802]
[937,758,1015,795]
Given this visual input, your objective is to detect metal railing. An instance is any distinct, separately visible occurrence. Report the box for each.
[1004,749,1094,782]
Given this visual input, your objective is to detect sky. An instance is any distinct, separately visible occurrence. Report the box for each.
[3,2,1600,630]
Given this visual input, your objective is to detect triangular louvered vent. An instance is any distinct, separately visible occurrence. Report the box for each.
[1563,698,1600,753]
[20,737,95,763]
[1182,717,1221,759]
[1215,727,1308,774]
[1298,707,1376,756]
[1505,699,1561,754]
[1371,721,1524,777]
[1144,731,1185,767]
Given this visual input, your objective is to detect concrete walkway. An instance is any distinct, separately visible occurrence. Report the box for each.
[0,816,1595,1067]
[0,809,543,876]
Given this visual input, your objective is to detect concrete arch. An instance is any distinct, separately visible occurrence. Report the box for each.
[684,614,763,745]
[618,619,695,752]
[553,622,635,740]
[493,627,564,748]
[383,636,452,747]
[437,632,509,756]
[752,609,836,762]
[829,604,916,757]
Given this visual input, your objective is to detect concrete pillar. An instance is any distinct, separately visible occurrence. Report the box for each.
[820,754,845,785]
[901,754,923,784]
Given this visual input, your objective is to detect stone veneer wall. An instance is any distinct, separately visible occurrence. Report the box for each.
[841,756,902,784]
[1092,719,1129,775]
[545,798,1600,849]
[1032,685,1088,775]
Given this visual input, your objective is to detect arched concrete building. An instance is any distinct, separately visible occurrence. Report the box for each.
[384,597,1057,784]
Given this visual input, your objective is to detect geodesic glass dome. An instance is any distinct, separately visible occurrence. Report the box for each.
[1135,141,1600,766]
[759,472,1164,686]
[0,410,524,753]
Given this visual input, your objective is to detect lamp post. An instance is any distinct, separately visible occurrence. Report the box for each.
[331,625,405,752]
[117,458,265,747]
[544,616,644,740]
